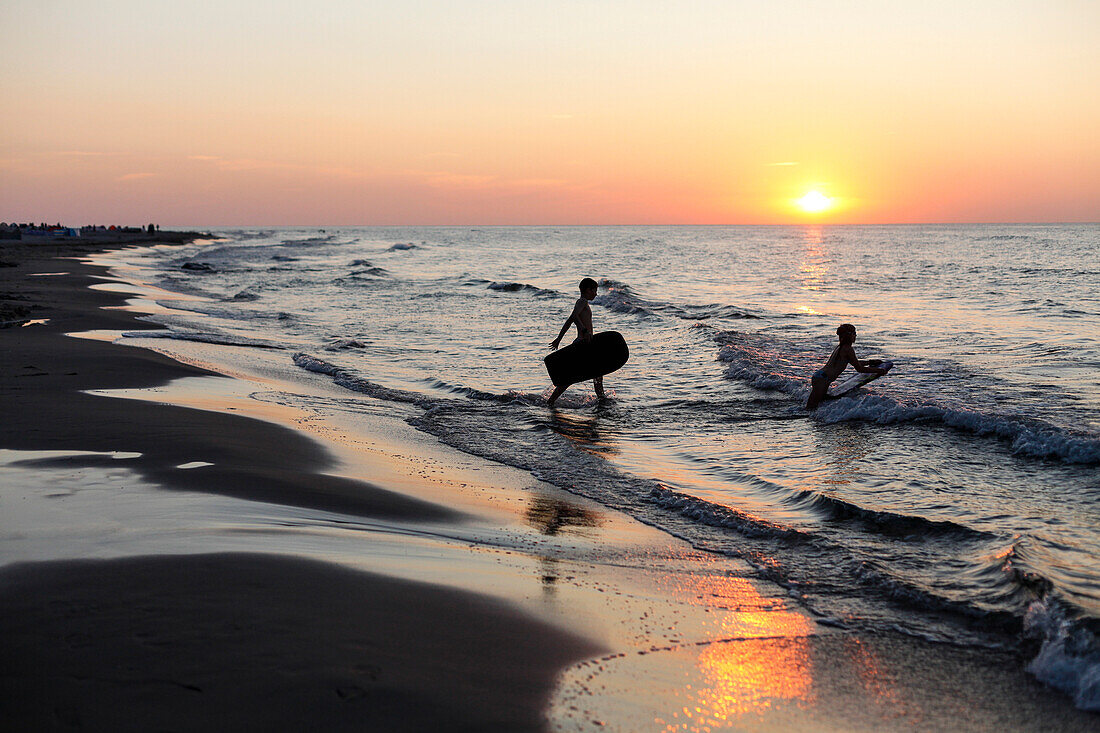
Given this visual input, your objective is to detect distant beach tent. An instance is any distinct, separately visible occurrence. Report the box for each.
[23,227,79,238]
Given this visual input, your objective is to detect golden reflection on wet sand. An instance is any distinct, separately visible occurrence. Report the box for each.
[526,494,601,537]
[654,571,816,731]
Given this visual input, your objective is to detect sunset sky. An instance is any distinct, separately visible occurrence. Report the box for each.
[2,1,1097,225]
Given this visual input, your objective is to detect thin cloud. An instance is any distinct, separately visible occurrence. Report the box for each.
[184,155,370,180]
[421,171,497,188]
[511,178,570,188]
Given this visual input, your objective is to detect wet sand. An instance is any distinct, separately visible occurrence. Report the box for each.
[1,553,596,732]
[1,238,1095,731]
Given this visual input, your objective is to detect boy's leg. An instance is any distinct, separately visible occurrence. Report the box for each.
[806,379,828,410]
[548,384,567,406]
[594,375,606,399]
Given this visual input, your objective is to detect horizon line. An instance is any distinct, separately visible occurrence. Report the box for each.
[162,221,1100,229]
[7,219,1099,228]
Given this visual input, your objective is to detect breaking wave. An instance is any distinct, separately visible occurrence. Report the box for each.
[714,331,1100,464]
[815,396,1100,464]
[1025,598,1100,711]
[487,281,556,296]
[595,279,759,321]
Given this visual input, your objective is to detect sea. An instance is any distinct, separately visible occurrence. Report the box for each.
[103,224,1100,710]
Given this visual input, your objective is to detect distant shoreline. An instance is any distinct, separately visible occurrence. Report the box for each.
[0,232,211,327]
[7,229,212,246]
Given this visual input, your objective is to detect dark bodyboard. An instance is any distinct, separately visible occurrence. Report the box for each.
[545,331,629,388]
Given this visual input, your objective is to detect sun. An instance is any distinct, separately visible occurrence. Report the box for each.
[796,190,833,213]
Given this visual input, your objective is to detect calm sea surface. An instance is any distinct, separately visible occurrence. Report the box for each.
[111,225,1100,709]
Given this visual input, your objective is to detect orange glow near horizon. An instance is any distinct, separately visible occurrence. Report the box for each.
[1,2,1097,225]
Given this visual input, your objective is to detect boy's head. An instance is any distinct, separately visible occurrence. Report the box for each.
[836,323,857,343]
[579,277,598,299]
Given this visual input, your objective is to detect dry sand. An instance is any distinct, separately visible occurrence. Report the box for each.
[1,238,1096,731]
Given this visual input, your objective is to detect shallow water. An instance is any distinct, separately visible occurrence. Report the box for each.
[109,224,1100,709]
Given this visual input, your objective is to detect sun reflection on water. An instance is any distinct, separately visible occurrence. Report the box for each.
[798,226,829,292]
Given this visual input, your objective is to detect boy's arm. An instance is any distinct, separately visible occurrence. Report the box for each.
[846,346,888,375]
[550,302,582,348]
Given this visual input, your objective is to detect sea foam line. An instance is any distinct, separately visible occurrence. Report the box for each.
[292,353,435,406]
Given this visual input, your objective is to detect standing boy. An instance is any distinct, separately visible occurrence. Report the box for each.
[548,278,607,406]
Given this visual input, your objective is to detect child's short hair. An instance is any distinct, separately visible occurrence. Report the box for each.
[579,277,598,292]
[836,323,856,337]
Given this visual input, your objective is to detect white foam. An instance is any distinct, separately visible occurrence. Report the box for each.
[817,395,1100,464]
[1024,598,1100,711]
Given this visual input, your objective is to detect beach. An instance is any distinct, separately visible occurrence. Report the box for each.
[1,234,1097,732]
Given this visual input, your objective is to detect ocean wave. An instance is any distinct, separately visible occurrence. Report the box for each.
[294,354,550,408]
[978,234,1047,242]
[421,377,547,405]
[349,265,390,277]
[323,338,368,351]
[121,330,285,349]
[715,335,808,394]
[816,395,1100,464]
[678,304,761,320]
[349,265,393,277]
[649,486,1032,636]
[849,557,1024,633]
[785,489,996,540]
[221,229,274,240]
[592,279,652,316]
[714,331,1100,464]
[279,235,336,246]
[386,242,419,251]
[649,485,809,542]
[1025,597,1100,711]
[292,353,435,406]
[486,281,556,296]
[720,359,805,393]
[594,279,759,321]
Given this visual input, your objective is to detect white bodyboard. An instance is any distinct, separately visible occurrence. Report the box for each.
[827,360,893,399]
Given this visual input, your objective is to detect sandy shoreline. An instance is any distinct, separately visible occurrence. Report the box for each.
[1,238,1096,731]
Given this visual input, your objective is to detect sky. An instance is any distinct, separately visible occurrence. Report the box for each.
[2,1,1098,225]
